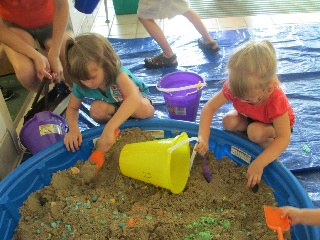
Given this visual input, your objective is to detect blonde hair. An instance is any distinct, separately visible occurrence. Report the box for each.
[65,33,121,88]
[227,40,279,99]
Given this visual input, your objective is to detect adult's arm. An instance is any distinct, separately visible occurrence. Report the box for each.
[48,0,70,80]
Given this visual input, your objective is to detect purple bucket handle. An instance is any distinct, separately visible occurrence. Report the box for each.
[156,81,207,93]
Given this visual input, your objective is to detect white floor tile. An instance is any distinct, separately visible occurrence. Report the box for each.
[217,17,247,30]
[91,25,110,38]
[244,15,274,28]
[270,13,302,25]
[298,12,320,24]
[113,14,138,25]
[201,18,219,31]
[137,22,149,34]
[109,23,137,36]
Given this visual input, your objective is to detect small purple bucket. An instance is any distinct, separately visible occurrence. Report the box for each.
[19,111,68,155]
[157,71,206,122]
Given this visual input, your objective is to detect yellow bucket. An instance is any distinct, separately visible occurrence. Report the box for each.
[119,132,193,194]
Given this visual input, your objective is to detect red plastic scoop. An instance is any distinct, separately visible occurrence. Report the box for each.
[264,205,290,240]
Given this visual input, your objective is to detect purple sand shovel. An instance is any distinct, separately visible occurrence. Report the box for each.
[202,153,212,183]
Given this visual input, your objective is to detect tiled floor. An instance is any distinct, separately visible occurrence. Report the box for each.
[90,0,320,39]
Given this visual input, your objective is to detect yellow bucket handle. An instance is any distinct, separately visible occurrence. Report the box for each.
[168,137,198,172]
[190,142,198,170]
[167,137,198,153]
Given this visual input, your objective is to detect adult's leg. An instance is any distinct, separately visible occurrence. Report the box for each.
[3,28,39,92]
[183,9,219,50]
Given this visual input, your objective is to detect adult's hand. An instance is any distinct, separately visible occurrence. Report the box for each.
[33,51,53,80]
[48,49,63,83]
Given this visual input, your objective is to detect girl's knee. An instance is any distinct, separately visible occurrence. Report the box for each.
[247,123,274,144]
[222,114,247,131]
[90,101,114,123]
[134,107,154,119]
[222,115,236,130]
[132,99,154,119]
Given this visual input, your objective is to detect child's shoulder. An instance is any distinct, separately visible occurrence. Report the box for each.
[119,66,130,73]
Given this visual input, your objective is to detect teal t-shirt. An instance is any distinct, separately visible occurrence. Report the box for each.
[72,66,149,103]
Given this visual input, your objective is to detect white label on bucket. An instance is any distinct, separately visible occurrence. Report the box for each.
[39,124,62,136]
[142,130,164,139]
[230,146,252,164]
[168,105,186,116]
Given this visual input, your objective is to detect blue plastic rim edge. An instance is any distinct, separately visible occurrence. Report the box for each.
[0,118,319,239]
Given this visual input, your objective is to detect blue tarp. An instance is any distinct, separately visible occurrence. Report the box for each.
[78,24,320,206]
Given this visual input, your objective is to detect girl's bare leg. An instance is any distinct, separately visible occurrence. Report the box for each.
[90,100,116,124]
[131,98,155,119]
[222,110,248,132]
[247,122,276,148]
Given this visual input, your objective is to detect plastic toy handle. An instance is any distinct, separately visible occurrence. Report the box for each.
[190,143,198,170]
[167,137,198,153]
[277,227,284,240]
[114,128,120,137]
[202,152,212,183]
[156,82,207,93]
[88,129,120,169]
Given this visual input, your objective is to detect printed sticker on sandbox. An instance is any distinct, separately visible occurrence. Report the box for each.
[39,124,63,136]
[142,130,165,139]
[231,146,251,164]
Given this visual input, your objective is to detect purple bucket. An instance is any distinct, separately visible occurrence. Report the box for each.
[19,111,68,155]
[74,0,100,14]
[157,71,206,122]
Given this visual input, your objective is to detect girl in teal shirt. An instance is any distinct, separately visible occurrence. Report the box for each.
[63,33,154,162]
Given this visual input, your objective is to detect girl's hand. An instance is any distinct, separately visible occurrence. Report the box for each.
[246,160,264,188]
[195,136,208,156]
[280,206,302,225]
[64,129,83,152]
[96,128,120,153]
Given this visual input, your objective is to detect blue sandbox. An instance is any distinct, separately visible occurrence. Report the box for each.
[0,118,319,239]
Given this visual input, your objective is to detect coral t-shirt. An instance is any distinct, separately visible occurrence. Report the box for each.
[0,0,54,28]
[222,80,295,128]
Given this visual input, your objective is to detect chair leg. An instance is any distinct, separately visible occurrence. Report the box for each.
[104,0,110,23]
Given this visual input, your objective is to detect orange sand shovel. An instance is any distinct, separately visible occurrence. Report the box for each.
[88,128,120,169]
[81,129,121,183]
[263,205,291,240]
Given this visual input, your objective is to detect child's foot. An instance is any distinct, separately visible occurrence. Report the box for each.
[198,39,220,53]
[144,53,178,69]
